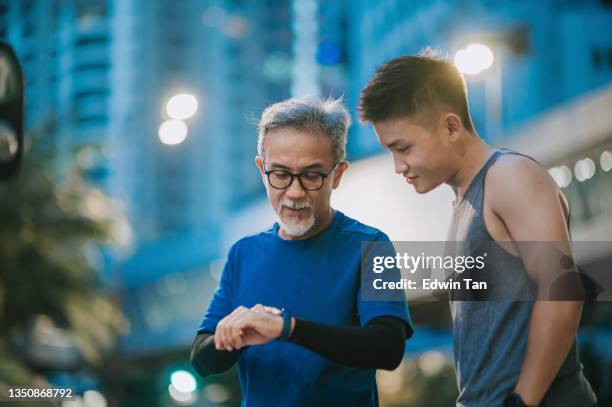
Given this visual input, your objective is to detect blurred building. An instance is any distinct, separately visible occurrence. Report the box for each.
[346,0,612,156]
[1,0,351,404]
[341,0,612,238]
[230,0,612,243]
[1,0,294,233]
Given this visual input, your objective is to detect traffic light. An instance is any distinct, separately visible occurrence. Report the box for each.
[0,41,24,180]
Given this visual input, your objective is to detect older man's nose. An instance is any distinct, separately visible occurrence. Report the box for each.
[285,176,307,199]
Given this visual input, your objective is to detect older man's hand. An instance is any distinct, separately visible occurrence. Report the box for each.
[214,304,283,351]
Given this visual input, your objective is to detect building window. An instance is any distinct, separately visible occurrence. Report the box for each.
[73,62,109,73]
[591,48,612,70]
[22,21,35,37]
[592,49,602,69]
[75,36,107,47]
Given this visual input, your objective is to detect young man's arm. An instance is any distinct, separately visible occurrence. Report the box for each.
[487,156,583,406]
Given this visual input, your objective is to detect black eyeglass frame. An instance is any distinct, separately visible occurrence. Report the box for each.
[263,160,341,191]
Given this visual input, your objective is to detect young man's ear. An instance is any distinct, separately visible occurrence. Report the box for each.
[443,113,463,140]
[332,161,349,189]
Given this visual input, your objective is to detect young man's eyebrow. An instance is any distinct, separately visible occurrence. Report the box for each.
[386,140,403,150]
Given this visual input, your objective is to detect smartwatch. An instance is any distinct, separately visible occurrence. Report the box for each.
[277,308,292,342]
[503,393,529,407]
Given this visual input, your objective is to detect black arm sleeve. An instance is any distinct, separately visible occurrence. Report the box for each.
[189,316,410,376]
[190,331,243,377]
[290,316,410,370]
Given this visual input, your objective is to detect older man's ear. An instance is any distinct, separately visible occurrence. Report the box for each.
[255,156,266,181]
[255,156,264,171]
[332,162,349,189]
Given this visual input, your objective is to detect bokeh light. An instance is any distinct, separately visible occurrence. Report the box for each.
[158,120,188,145]
[83,390,107,407]
[263,52,293,82]
[316,41,342,66]
[166,94,198,120]
[574,157,596,182]
[418,350,447,377]
[549,165,573,188]
[0,120,18,161]
[168,384,197,405]
[600,150,612,172]
[203,383,230,404]
[454,43,494,75]
[170,370,197,393]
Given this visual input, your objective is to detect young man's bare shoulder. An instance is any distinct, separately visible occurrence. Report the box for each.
[487,153,554,186]
[485,153,558,207]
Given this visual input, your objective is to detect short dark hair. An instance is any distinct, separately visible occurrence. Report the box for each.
[358,52,475,132]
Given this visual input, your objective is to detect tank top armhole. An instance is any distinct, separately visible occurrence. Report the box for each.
[482,148,573,241]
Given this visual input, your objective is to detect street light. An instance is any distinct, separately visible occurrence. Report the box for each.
[166,93,198,120]
[454,43,494,75]
[454,43,502,142]
[159,93,198,146]
[158,119,188,145]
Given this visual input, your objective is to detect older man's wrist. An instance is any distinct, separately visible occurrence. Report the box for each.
[276,308,293,341]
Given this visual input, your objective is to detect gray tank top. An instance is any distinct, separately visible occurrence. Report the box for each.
[446,149,597,407]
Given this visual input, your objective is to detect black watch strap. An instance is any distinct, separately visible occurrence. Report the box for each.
[277,308,292,342]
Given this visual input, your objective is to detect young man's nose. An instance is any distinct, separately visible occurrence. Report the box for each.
[393,154,408,174]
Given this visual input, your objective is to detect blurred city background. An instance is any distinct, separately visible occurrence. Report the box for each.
[1,0,612,406]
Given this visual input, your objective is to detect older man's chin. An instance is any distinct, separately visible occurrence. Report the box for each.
[278,215,316,238]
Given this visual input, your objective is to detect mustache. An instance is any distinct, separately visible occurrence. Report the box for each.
[280,199,311,210]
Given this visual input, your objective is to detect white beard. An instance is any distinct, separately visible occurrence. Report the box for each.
[276,199,315,237]
[279,213,316,237]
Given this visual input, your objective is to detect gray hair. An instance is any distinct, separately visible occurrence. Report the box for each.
[257,96,351,162]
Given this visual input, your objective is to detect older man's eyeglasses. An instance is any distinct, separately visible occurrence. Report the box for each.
[264,161,340,191]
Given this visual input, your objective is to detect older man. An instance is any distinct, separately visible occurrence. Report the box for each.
[190,97,412,407]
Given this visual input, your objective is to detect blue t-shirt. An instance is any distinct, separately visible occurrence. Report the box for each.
[197,210,411,407]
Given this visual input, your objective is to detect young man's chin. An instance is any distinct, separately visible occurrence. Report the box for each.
[412,181,438,194]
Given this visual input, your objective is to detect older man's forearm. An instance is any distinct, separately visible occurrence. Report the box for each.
[514,300,583,406]
[290,316,409,370]
[190,332,242,377]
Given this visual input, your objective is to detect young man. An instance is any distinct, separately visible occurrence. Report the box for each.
[359,54,597,407]
[190,97,412,407]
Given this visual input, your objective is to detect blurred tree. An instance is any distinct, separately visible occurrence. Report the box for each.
[0,134,127,395]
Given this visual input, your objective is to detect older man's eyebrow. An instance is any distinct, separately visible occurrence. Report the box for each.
[267,162,290,169]
[267,162,326,171]
[302,163,327,170]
